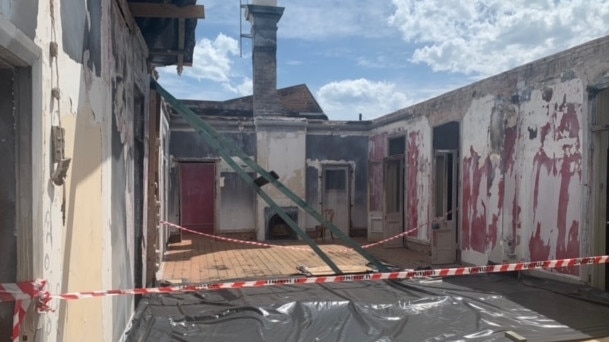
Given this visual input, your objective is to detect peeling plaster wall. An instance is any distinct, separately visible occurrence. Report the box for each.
[406,118,432,242]
[460,80,584,269]
[372,36,609,282]
[521,80,584,272]
[461,95,516,264]
[24,0,152,340]
[255,118,307,240]
[456,78,586,270]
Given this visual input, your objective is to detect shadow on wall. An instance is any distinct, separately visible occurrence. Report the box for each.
[57,63,107,341]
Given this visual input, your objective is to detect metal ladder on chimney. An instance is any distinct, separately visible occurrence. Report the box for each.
[152,79,388,274]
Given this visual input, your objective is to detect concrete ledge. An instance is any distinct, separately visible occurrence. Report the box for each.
[217,231,256,240]
[405,237,431,256]
[0,14,41,66]
[254,116,308,128]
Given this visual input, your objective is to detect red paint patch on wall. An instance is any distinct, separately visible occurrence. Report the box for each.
[529,223,551,262]
[406,131,419,237]
[530,99,581,275]
[461,147,497,252]
[462,118,519,256]
[369,133,387,161]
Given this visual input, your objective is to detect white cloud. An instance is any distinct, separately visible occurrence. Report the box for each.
[158,33,252,97]
[317,79,411,120]
[187,33,239,83]
[224,77,253,97]
[389,0,609,76]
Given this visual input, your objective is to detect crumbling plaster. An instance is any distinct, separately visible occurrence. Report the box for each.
[369,36,609,282]
[27,0,151,340]
[255,117,307,240]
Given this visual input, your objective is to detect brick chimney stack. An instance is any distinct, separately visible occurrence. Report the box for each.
[246,0,284,116]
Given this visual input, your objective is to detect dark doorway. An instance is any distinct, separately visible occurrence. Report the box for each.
[0,67,17,335]
[383,135,405,248]
[605,146,609,291]
[592,88,609,291]
[432,121,460,264]
[133,92,145,292]
[322,166,350,238]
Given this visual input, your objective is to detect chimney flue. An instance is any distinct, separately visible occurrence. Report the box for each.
[247,2,284,116]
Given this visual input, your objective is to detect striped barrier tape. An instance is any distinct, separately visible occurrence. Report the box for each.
[335,225,420,252]
[12,299,30,342]
[0,280,48,342]
[337,211,453,251]
[160,221,313,251]
[161,210,452,253]
[2,255,607,304]
[1,255,608,339]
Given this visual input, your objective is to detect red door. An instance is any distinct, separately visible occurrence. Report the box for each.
[180,162,215,234]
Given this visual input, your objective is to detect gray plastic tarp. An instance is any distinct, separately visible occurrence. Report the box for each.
[126,274,609,342]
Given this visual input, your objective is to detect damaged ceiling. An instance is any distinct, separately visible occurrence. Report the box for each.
[126,0,204,72]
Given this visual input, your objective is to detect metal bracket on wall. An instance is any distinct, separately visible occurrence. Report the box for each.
[152,79,389,274]
[51,126,71,186]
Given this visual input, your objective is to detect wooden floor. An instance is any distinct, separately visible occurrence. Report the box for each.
[159,233,437,283]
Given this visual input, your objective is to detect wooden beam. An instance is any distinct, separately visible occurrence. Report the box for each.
[177,18,185,74]
[115,0,138,31]
[149,49,186,56]
[129,3,205,19]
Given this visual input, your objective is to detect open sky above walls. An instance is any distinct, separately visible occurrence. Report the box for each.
[157,0,609,120]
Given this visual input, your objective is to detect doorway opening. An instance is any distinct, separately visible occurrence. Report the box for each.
[133,91,145,293]
[384,135,405,248]
[432,121,460,264]
[0,67,17,334]
[591,87,609,291]
[322,165,351,237]
[0,62,34,335]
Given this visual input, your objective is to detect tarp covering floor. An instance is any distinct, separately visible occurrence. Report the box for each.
[126,273,609,342]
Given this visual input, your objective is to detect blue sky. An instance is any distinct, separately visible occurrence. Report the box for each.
[158,0,609,120]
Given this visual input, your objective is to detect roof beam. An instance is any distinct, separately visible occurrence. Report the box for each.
[128,3,205,19]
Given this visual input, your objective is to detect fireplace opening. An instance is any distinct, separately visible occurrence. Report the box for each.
[265,207,298,240]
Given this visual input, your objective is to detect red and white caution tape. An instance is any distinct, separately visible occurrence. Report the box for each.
[2,255,606,304]
[0,280,48,342]
[161,221,312,251]
[12,299,30,342]
[334,226,420,252]
[347,211,454,251]
[162,211,454,253]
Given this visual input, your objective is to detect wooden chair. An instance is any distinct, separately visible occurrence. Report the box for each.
[315,209,335,242]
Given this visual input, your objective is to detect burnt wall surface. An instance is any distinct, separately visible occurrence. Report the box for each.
[306,134,369,228]
[108,3,150,340]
